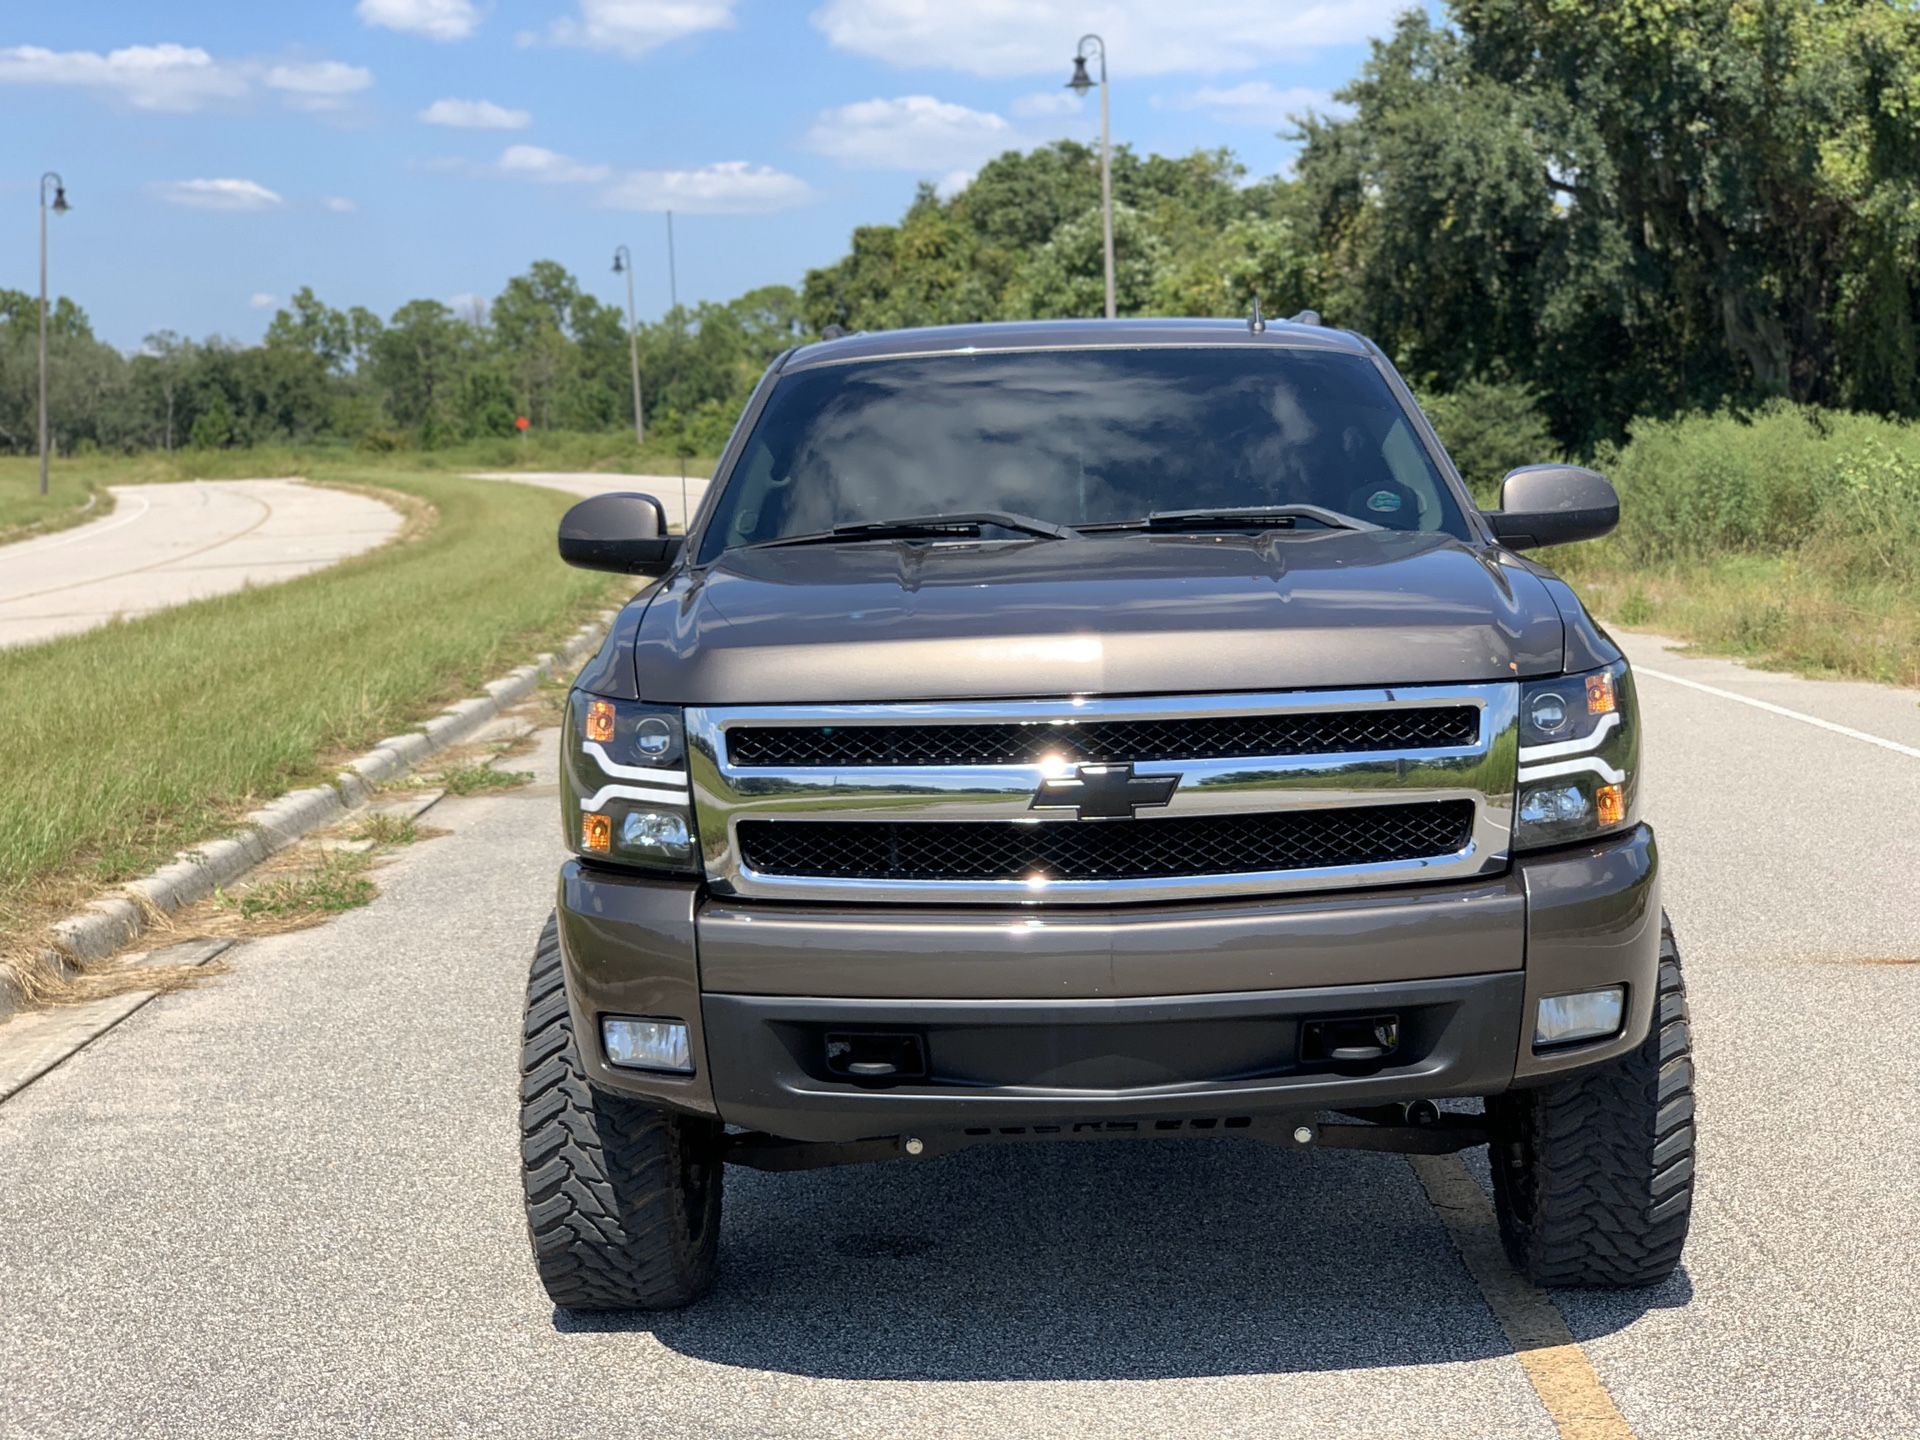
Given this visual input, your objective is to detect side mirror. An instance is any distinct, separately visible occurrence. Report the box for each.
[1485,465,1619,550]
[557,492,685,576]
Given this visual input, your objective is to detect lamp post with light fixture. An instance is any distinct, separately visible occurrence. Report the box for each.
[38,171,70,497]
[612,244,644,445]
[1065,35,1114,320]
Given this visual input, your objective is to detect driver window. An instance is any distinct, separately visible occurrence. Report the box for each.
[1378,418,1442,530]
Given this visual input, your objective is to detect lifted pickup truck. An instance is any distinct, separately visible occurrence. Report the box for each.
[521,318,1694,1310]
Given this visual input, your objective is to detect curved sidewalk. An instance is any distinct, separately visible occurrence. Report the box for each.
[0,479,403,649]
[464,470,711,530]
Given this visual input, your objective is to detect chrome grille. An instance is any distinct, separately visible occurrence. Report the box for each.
[687,684,1518,905]
[725,706,1479,769]
[737,802,1475,883]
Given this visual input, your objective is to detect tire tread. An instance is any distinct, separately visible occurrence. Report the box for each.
[1489,914,1695,1288]
[519,914,721,1311]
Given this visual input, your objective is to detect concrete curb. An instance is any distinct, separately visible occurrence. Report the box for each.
[4,615,610,1023]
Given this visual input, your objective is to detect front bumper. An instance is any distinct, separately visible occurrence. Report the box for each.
[554,825,1660,1141]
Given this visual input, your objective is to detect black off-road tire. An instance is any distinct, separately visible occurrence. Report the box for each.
[1487,914,1695,1288]
[520,914,723,1311]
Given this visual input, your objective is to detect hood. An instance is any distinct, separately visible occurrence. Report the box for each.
[626,530,1564,704]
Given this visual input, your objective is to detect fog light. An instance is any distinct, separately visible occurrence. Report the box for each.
[1534,987,1625,1048]
[1518,783,1589,826]
[602,1016,693,1073]
[619,810,690,858]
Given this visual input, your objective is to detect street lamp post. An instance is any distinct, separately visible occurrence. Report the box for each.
[38,171,70,497]
[665,209,679,319]
[1066,36,1115,320]
[611,244,644,446]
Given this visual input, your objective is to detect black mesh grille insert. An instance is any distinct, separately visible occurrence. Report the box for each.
[737,801,1475,883]
[725,706,1478,769]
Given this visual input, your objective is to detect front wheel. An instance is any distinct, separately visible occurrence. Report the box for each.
[1486,914,1695,1288]
[520,913,723,1311]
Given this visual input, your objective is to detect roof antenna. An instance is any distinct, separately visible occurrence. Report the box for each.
[1248,296,1265,334]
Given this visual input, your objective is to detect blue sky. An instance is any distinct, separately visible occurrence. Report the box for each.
[2,1,1415,350]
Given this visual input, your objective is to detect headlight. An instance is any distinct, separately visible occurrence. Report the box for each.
[561,693,697,873]
[1513,658,1639,850]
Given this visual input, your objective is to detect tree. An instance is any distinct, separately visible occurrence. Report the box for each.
[369,300,472,441]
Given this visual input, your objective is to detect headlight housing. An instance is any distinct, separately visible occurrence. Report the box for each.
[1513,658,1640,851]
[561,692,697,873]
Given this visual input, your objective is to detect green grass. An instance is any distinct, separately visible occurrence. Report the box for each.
[437,764,534,796]
[0,463,110,543]
[0,466,621,936]
[352,812,424,846]
[216,849,377,921]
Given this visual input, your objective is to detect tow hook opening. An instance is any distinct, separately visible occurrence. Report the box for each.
[823,1031,928,1085]
[1300,1013,1402,1068]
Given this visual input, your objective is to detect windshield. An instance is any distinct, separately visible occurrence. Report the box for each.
[698,346,1469,560]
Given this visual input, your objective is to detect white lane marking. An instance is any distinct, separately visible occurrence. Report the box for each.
[3,487,150,559]
[1638,665,1920,762]
[581,741,688,785]
[1516,755,1627,785]
[1518,711,1620,763]
[580,782,691,810]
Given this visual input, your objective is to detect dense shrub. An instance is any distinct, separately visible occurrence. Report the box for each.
[1418,381,1559,502]
[1592,403,1920,569]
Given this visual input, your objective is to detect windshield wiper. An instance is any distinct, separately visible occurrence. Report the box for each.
[754,509,1079,549]
[1080,503,1381,535]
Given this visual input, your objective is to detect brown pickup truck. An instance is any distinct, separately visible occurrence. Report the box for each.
[520,317,1693,1311]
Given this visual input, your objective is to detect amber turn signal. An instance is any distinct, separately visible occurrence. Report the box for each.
[1594,783,1625,827]
[585,698,616,744]
[1585,671,1616,715]
[582,812,612,853]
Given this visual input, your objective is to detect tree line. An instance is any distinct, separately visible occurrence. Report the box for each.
[0,268,806,460]
[5,0,1916,463]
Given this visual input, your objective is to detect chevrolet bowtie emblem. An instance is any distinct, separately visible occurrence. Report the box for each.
[1029,763,1180,821]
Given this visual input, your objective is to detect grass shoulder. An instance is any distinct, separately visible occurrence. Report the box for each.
[0,462,116,546]
[0,463,626,944]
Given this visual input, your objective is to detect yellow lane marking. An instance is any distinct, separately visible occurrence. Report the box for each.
[1410,1153,1639,1440]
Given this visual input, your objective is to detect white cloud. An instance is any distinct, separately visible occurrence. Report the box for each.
[546,0,738,58]
[804,95,1014,172]
[1010,90,1082,119]
[356,0,480,41]
[154,178,285,211]
[935,170,974,200]
[249,292,278,309]
[599,161,814,214]
[0,43,380,115]
[323,195,358,213]
[0,42,247,111]
[419,97,531,129]
[496,145,611,183]
[1157,81,1335,127]
[810,0,1405,77]
[265,60,374,111]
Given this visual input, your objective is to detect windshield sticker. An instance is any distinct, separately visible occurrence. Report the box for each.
[1366,490,1404,513]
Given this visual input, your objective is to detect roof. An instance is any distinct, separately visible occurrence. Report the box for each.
[780,316,1372,371]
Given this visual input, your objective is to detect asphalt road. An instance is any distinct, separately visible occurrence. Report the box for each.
[0,480,402,649]
[2,630,1917,1439]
